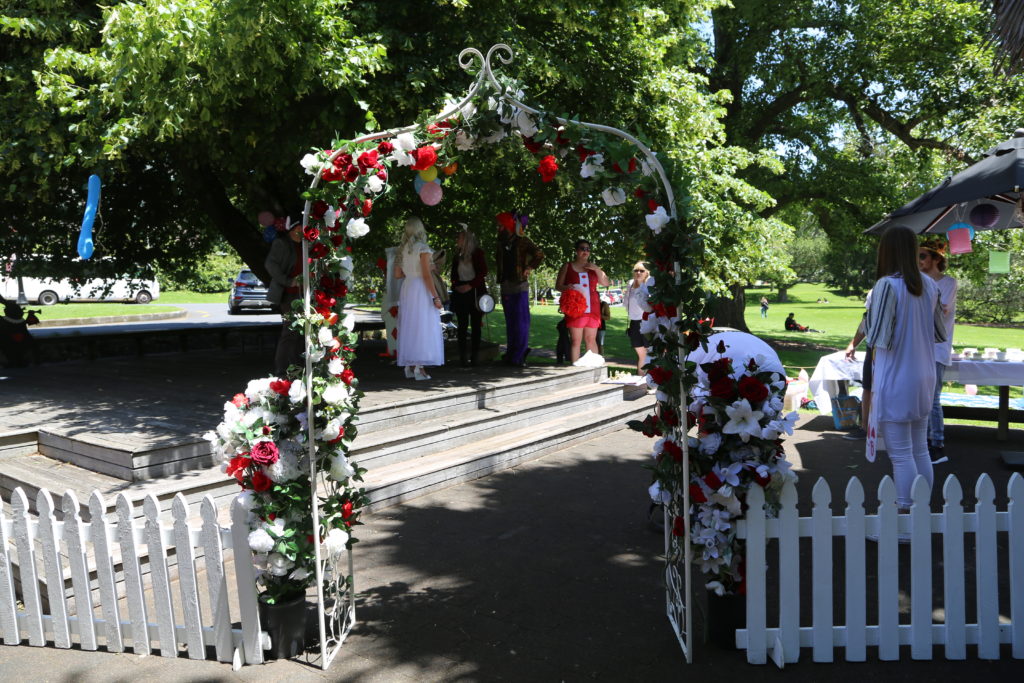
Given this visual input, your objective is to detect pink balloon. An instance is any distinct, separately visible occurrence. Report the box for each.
[258,211,276,227]
[419,180,443,206]
[965,384,978,396]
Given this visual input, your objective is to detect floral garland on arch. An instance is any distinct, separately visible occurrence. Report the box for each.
[205,58,701,608]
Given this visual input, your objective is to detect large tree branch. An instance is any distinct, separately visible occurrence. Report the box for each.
[834,86,978,164]
[744,85,809,142]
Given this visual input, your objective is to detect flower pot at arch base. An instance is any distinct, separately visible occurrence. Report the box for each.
[258,595,308,660]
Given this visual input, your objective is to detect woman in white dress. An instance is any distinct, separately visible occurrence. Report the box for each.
[864,225,946,510]
[394,217,444,380]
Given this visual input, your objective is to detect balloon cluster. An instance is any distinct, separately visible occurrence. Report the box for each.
[413,155,458,206]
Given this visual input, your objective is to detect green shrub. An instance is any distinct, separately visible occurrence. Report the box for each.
[159,251,244,293]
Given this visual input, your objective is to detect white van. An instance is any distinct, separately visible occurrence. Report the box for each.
[0,262,160,305]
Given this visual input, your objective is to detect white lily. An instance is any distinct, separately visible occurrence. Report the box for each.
[722,398,764,443]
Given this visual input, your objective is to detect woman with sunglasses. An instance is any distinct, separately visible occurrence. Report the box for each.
[556,239,610,363]
[624,261,654,374]
[918,238,957,464]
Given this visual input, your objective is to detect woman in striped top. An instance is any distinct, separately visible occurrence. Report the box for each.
[864,225,946,509]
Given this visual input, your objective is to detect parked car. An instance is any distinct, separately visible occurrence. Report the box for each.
[0,265,159,305]
[228,269,273,314]
[605,288,623,305]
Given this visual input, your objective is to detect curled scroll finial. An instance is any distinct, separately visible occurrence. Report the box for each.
[458,47,485,74]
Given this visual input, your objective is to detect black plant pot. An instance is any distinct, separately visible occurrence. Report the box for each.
[705,591,745,649]
[258,595,308,660]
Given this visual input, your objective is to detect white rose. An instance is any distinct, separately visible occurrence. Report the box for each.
[516,110,538,137]
[365,175,384,194]
[321,384,351,406]
[244,377,273,402]
[339,255,354,277]
[580,153,605,179]
[346,217,370,239]
[248,528,274,554]
[267,552,294,577]
[324,206,337,228]
[318,327,334,346]
[645,206,670,234]
[288,380,307,404]
[341,313,355,332]
[601,187,626,206]
[323,528,349,557]
[328,453,355,481]
[454,129,476,151]
[319,416,345,441]
[328,357,345,375]
[300,153,326,176]
[307,346,325,363]
[289,567,311,581]
[393,132,417,152]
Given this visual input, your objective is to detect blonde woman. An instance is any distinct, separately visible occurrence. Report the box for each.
[394,217,444,380]
[623,261,653,374]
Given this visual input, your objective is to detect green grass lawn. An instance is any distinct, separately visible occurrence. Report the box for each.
[158,290,229,304]
[33,303,181,320]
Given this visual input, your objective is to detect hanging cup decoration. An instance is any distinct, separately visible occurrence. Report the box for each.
[969,203,1000,228]
[947,221,974,254]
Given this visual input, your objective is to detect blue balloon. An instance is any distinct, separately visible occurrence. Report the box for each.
[78,174,101,259]
[413,176,442,193]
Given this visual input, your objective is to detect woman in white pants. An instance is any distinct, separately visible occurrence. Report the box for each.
[864,226,946,510]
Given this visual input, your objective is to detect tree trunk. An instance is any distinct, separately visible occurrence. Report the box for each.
[189,164,273,283]
[708,284,749,332]
[777,284,790,303]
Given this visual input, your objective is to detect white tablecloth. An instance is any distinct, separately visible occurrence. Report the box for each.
[808,351,1024,415]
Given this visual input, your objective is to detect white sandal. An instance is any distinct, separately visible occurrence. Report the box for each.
[414,367,431,381]
[404,366,415,379]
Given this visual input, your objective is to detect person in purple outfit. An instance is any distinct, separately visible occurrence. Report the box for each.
[495,211,543,366]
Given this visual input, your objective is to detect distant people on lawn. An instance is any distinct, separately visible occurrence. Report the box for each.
[919,236,957,465]
[864,225,946,514]
[496,212,543,367]
[760,295,769,318]
[624,261,653,374]
[784,312,822,333]
[394,217,444,381]
[266,218,305,377]
[556,239,610,365]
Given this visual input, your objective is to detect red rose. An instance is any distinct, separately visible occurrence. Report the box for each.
[230,393,248,407]
[376,168,388,181]
[269,379,292,396]
[647,199,660,212]
[661,439,683,463]
[376,257,387,271]
[250,441,280,466]
[689,483,707,504]
[613,158,638,174]
[361,198,373,216]
[341,500,354,519]
[303,225,320,242]
[753,468,771,487]
[321,166,343,182]
[226,455,250,483]
[634,187,646,198]
[340,368,355,385]
[410,145,438,171]
[710,376,737,401]
[704,470,723,490]
[331,235,345,247]
[737,375,769,403]
[332,152,352,169]
[705,357,732,381]
[647,365,673,386]
[537,154,558,182]
[357,149,379,171]
[523,136,543,154]
[576,144,594,163]
[343,165,360,183]
[377,140,394,154]
[310,243,329,259]
[251,471,272,492]
[672,516,686,537]
[661,408,679,427]
[311,200,329,220]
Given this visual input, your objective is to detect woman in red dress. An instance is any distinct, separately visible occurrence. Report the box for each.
[556,239,610,363]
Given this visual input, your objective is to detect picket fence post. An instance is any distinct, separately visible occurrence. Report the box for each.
[1009,473,1024,658]
[89,491,124,652]
[0,497,21,644]
[844,478,866,662]
[200,495,234,662]
[941,475,966,660]
[811,478,833,662]
[173,494,206,659]
[778,480,800,664]
[744,484,767,664]
[876,477,899,661]
[976,474,1000,659]
[12,488,44,646]
[909,476,932,660]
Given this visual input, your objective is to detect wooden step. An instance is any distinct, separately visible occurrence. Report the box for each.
[355,365,609,434]
[352,382,628,470]
[362,389,655,510]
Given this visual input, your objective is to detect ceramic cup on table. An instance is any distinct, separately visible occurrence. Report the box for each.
[962,348,978,359]
[997,351,1007,361]
[951,352,963,361]
[984,347,999,359]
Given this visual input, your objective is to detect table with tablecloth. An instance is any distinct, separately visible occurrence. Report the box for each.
[808,351,1024,439]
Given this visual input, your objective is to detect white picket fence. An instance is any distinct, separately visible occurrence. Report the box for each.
[0,487,265,667]
[737,473,1024,665]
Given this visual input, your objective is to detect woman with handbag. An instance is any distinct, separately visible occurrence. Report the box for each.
[449,226,489,367]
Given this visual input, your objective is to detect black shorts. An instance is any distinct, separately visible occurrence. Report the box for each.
[627,319,645,347]
[863,347,874,391]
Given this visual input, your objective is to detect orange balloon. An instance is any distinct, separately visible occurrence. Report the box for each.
[443,162,459,176]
